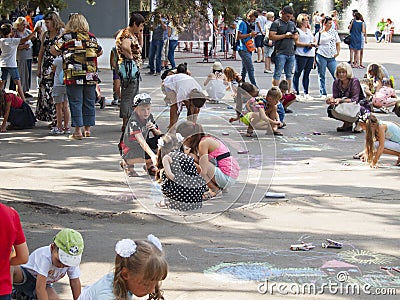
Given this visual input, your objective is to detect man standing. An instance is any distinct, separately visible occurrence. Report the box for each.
[269,5,297,92]
[254,9,267,63]
[116,13,145,132]
[147,14,167,76]
[237,10,258,86]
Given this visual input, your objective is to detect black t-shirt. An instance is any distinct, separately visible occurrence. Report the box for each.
[269,19,297,55]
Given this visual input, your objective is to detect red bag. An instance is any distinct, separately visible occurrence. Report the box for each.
[245,39,255,52]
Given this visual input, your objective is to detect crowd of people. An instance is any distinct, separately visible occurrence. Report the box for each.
[1,5,400,299]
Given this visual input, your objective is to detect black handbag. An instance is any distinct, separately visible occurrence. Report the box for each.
[344,34,351,45]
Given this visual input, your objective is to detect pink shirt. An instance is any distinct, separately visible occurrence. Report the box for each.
[205,137,240,179]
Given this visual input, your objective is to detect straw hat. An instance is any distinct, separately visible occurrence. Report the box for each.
[213,61,223,71]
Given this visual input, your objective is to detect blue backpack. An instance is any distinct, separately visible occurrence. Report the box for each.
[118,58,138,82]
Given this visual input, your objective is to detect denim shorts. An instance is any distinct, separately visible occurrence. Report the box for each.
[264,46,274,57]
[254,35,264,48]
[273,54,295,81]
[12,266,54,298]
[0,295,11,300]
[1,67,20,81]
[214,167,236,190]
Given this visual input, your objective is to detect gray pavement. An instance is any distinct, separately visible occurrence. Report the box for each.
[1,38,400,299]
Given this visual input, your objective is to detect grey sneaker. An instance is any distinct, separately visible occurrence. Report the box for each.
[49,127,64,135]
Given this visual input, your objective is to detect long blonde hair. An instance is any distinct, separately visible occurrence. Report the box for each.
[65,14,89,33]
[364,114,379,164]
[113,240,168,300]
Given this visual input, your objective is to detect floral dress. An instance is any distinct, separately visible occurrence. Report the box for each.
[161,150,207,211]
[35,31,58,123]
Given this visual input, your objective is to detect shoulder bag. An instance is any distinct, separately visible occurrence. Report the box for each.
[331,102,361,123]
[118,58,139,83]
[343,34,351,45]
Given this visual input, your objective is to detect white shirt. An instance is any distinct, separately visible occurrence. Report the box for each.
[78,273,133,300]
[22,245,80,284]
[0,37,21,67]
[295,28,315,57]
[163,73,202,103]
[314,29,340,58]
[255,15,267,35]
[52,56,64,87]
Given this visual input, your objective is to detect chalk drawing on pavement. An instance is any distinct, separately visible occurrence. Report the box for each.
[338,249,396,265]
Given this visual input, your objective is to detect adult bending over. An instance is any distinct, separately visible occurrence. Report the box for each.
[51,14,103,140]
[325,62,367,132]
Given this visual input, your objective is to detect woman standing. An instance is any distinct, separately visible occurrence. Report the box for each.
[51,14,102,139]
[167,19,178,69]
[314,16,341,100]
[349,12,365,68]
[293,13,316,100]
[36,12,64,126]
[13,17,33,98]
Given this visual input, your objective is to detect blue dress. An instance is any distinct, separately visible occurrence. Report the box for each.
[349,20,363,50]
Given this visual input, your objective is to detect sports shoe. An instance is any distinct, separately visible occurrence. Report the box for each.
[263,69,273,73]
[111,99,119,105]
[98,97,106,109]
[63,127,71,134]
[304,94,314,101]
[49,127,64,135]
[320,95,327,100]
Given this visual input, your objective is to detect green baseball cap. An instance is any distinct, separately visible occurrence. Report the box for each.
[54,228,84,267]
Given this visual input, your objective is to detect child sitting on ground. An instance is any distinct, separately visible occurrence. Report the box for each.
[12,228,84,300]
[242,87,283,137]
[0,89,36,132]
[50,55,70,135]
[223,66,242,99]
[155,133,207,211]
[279,80,297,114]
[228,82,259,123]
[204,61,227,103]
[78,235,168,300]
[118,93,163,177]
[177,121,240,200]
[372,78,397,113]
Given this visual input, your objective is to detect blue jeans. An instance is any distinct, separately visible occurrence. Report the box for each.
[168,40,178,69]
[238,50,257,87]
[277,102,285,122]
[293,55,314,94]
[316,53,336,96]
[148,39,164,73]
[273,54,295,81]
[66,84,96,127]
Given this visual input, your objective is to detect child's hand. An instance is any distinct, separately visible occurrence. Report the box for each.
[146,122,156,130]
[151,155,158,167]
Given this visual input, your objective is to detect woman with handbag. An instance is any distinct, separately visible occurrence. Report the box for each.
[325,62,368,132]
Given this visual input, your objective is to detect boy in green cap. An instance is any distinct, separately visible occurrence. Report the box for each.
[11,228,84,300]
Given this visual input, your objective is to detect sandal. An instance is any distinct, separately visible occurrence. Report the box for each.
[246,129,254,137]
[202,189,223,201]
[69,134,83,140]
[120,161,139,177]
[83,131,91,137]
[154,200,168,209]
[144,165,157,176]
[353,153,362,159]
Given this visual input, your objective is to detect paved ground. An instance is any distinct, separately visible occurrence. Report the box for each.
[1,38,400,299]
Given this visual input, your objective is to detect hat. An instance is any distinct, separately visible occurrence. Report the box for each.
[54,229,84,267]
[13,17,26,29]
[212,61,223,71]
[189,89,209,100]
[133,93,152,108]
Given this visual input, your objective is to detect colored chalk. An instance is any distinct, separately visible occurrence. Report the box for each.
[238,150,249,154]
[265,192,286,198]
[222,132,229,135]
[313,131,321,135]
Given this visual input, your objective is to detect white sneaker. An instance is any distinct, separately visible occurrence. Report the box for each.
[49,127,64,135]
[320,95,327,100]
[380,107,390,114]
[305,94,314,101]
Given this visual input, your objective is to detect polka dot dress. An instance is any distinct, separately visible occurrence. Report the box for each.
[161,150,207,211]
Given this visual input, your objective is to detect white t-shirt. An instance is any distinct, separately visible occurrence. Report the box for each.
[78,273,133,300]
[22,245,80,284]
[295,28,315,57]
[314,29,340,58]
[163,73,202,103]
[255,15,267,35]
[0,37,21,67]
[52,56,64,87]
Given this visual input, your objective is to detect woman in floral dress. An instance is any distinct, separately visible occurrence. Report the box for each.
[35,12,64,125]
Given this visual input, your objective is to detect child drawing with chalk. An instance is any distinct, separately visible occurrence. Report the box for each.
[228,82,258,124]
[176,121,240,200]
[155,133,207,210]
[78,235,168,300]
